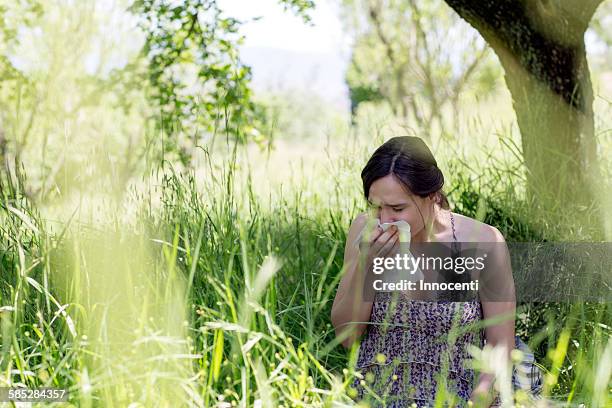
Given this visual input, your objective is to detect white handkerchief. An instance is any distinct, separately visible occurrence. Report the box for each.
[353,218,423,282]
[378,219,412,243]
[353,218,412,246]
[380,220,423,281]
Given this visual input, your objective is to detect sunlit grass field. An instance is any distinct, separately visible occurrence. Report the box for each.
[1,96,611,407]
[1,0,611,405]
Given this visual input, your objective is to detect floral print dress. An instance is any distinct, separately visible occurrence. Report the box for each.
[351,213,484,407]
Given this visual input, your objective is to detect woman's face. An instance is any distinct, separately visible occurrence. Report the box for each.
[367,174,433,238]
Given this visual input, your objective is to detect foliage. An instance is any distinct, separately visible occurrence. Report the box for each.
[278,0,316,23]
[128,0,317,164]
[340,0,500,141]
[0,0,42,160]
[129,0,258,163]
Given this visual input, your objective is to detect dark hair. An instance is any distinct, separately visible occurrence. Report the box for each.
[361,136,450,210]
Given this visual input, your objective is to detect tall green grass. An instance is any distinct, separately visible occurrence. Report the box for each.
[0,132,610,407]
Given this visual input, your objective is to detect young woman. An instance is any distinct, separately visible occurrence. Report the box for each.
[330,136,516,407]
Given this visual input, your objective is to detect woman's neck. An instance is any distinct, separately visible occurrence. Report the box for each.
[413,205,447,243]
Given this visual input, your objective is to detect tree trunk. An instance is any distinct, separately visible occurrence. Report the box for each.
[443,0,606,239]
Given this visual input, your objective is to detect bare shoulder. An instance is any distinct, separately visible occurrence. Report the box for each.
[452,212,506,243]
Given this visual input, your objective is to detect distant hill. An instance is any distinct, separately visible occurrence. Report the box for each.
[239,46,350,112]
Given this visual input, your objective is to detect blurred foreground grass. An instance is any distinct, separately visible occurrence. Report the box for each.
[0,124,610,407]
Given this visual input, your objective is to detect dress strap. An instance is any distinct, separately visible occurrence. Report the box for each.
[449,212,460,258]
[450,212,458,242]
[450,211,480,304]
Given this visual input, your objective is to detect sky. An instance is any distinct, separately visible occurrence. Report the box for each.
[218,0,351,55]
[217,0,353,111]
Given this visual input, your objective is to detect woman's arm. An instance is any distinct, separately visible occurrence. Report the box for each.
[471,227,516,405]
[329,211,413,348]
[330,213,377,349]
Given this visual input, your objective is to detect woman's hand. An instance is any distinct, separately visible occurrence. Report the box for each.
[363,224,399,268]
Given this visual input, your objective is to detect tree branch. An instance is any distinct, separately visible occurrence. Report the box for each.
[443,0,603,113]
